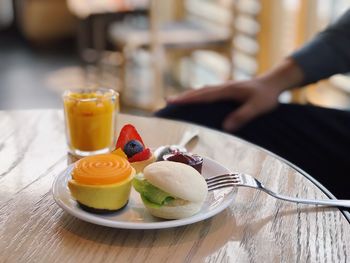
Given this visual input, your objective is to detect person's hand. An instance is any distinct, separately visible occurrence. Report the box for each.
[167,78,281,132]
[167,58,304,132]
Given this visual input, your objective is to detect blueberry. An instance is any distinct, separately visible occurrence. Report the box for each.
[123,140,144,158]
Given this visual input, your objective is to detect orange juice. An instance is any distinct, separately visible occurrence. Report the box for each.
[63,89,118,155]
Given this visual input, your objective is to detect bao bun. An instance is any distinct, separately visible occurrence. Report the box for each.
[143,161,208,219]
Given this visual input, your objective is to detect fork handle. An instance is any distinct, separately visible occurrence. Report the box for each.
[262,189,350,208]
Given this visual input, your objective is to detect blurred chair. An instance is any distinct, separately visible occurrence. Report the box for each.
[15,0,76,44]
[0,0,13,29]
[108,0,235,110]
[66,0,148,84]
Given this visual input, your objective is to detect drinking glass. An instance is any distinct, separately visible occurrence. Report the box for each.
[63,88,119,156]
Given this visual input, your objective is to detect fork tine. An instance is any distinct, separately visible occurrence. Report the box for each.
[208,183,237,191]
[206,173,241,191]
[205,173,239,182]
[206,177,240,186]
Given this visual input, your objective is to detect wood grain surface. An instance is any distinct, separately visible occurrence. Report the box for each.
[0,110,349,263]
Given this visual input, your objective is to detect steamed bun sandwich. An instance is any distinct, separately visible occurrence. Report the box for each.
[133,161,208,219]
[113,124,155,173]
[68,153,135,213]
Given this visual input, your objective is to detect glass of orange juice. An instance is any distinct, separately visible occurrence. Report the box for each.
[63,88,119,156]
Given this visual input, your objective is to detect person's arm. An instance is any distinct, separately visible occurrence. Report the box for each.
[168,58,304,131]
[166,9,350,132]
[291,9,350,85]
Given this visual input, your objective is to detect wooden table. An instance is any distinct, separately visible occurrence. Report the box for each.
[1,110,349,262]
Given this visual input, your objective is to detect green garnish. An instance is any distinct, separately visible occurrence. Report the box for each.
[133,176,174,207]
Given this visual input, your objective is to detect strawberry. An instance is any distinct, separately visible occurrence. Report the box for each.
[128,148,151,162]
[115,124,152,162]
[116,124,145,149]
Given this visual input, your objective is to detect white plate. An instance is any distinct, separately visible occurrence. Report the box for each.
[52,157,235,229]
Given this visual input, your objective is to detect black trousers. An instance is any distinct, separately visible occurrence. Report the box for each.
[155,101,350,199]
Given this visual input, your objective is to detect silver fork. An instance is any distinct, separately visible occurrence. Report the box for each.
[206,173,350,208]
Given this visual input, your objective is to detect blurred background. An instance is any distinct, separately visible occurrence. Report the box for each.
[1,0,350,115]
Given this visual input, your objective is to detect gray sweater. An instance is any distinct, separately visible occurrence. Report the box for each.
[291,9,350,85]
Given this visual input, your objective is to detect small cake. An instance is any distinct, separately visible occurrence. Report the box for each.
[113,124,155,173]
[68,153,135,213]
[163,152,203,173]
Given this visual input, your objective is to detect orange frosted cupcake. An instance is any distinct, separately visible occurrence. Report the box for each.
[68,154,135,213]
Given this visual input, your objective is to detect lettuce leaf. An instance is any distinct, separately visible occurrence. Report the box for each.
[133,176,174,207]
